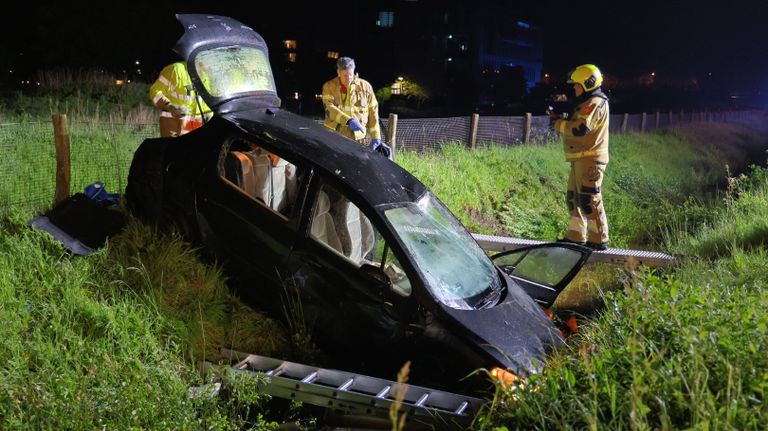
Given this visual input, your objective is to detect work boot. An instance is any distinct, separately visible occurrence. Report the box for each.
[585,241,609,251]
[556,237,586,246]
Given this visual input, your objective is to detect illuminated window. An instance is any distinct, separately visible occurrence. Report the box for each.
[288,52,297,63]
[283,40,297,50]
[376,11,394,28]
[327,51,339,59]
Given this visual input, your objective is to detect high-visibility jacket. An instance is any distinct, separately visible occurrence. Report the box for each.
[149,62,212,137]
[321,75,381,143]
[553,90,610,163]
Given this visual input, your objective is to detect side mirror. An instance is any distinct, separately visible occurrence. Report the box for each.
[359,263,392,293]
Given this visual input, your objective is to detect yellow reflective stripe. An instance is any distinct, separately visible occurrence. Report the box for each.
[152,93,168,105]
[158,75,193,102]
[565,148,609,160]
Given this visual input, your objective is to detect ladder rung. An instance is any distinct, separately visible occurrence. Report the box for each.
[301,371,319,383]
[454,401,469,415]
[375,385,392,399]
[337,378,355,391]
[414,393,430,407]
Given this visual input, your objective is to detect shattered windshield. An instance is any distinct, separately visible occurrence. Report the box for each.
[194,46,276,98]
[384,192,501,310]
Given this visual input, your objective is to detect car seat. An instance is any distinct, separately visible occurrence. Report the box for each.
[310,190,343,254]
[331,197,375,264]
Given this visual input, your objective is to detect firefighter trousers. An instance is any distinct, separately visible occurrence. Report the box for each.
[565,158,609,244]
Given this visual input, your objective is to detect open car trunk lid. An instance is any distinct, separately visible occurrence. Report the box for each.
[173,14,281,113]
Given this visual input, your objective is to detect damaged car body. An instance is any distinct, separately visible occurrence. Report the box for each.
[126,14,592,390]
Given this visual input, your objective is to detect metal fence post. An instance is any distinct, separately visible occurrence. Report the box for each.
[52,114,71,205]
[469,113,479,150]
[621,113,629,133]
[523,113,532,144]
[386,113,398,160]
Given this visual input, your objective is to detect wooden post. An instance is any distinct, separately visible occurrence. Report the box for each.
[668,111,673,127]
[469,113,479,150]
[640,112,647,133]
[655,111,660,129]
[386,113,398,160]
[621,113,629,133]
[523,112,532,144]
[52,114,71,205]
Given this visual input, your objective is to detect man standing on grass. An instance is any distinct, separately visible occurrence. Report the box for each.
[550,64,610,250]
[321,56,392,160]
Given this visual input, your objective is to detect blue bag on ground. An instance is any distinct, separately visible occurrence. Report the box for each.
[84,182,121,207]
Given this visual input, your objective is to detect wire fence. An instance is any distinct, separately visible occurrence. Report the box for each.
[0,120,156,213]
[1,110,762,214]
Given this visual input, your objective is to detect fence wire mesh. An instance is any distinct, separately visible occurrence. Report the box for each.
[0,120,157,213]
[1,111,761,214]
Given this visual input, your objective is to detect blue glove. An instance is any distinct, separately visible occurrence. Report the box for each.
[347,118,364,133]
[371,139,393,160]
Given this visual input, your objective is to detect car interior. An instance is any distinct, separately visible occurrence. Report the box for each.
[310,184,412,297]
[219,141,412,297]
[221,141,299,217]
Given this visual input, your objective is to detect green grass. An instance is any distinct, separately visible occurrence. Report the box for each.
[1,98,767,428]
[397,123,766,250]
[482,171,768,430]
[0,210,291,429]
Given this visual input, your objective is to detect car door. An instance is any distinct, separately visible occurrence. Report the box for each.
[287,179,418,348]
[196,137,307,283]
[492,243,592,308]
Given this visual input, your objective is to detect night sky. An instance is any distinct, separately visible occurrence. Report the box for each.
[3,1,767,96]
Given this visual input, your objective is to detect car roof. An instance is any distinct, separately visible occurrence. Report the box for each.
[223,108,429,208]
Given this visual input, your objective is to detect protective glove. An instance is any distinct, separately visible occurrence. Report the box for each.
[371,139,393,160]
[167,103,189,119]
[347,118,364,133]
[546,107,560,127]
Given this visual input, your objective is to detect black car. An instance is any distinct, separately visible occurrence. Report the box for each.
[127,14,591,390]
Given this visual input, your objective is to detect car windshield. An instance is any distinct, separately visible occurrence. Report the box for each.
[194,46,276,98]
[384,192,501,310]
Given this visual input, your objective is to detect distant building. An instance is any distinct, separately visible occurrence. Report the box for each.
[270,1,543,116]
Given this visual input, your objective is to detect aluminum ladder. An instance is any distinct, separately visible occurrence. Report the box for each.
[217,348,486,429]
[471,233,675,268]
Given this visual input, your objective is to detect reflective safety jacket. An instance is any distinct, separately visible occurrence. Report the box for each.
[149,62,212,136]
[553,90,610,163]
[321,75,381,143]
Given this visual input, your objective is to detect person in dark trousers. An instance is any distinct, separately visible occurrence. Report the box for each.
[551,64,610,250]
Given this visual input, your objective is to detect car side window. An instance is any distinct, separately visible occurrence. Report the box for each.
[220,140,301,218]
[310,184,412,296]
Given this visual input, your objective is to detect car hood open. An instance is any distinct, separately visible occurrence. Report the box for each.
[173,14,281,113]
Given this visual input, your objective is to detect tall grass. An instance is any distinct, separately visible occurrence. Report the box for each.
[0,210,290,429]
[397,123,767,250]
[1,91,766,428]
[482,146,768,430]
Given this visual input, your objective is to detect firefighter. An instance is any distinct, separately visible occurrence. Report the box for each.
[149,61,212,137]
[551,64,610,250]
[321,57,392,159]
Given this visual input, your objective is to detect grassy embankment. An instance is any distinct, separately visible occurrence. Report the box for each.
[422,126,768,430]
[1,91,767,429]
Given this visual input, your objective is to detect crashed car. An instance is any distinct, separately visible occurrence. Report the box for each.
[126,14,591,390]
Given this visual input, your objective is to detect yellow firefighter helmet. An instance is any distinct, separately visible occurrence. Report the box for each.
[567,64,603,92]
